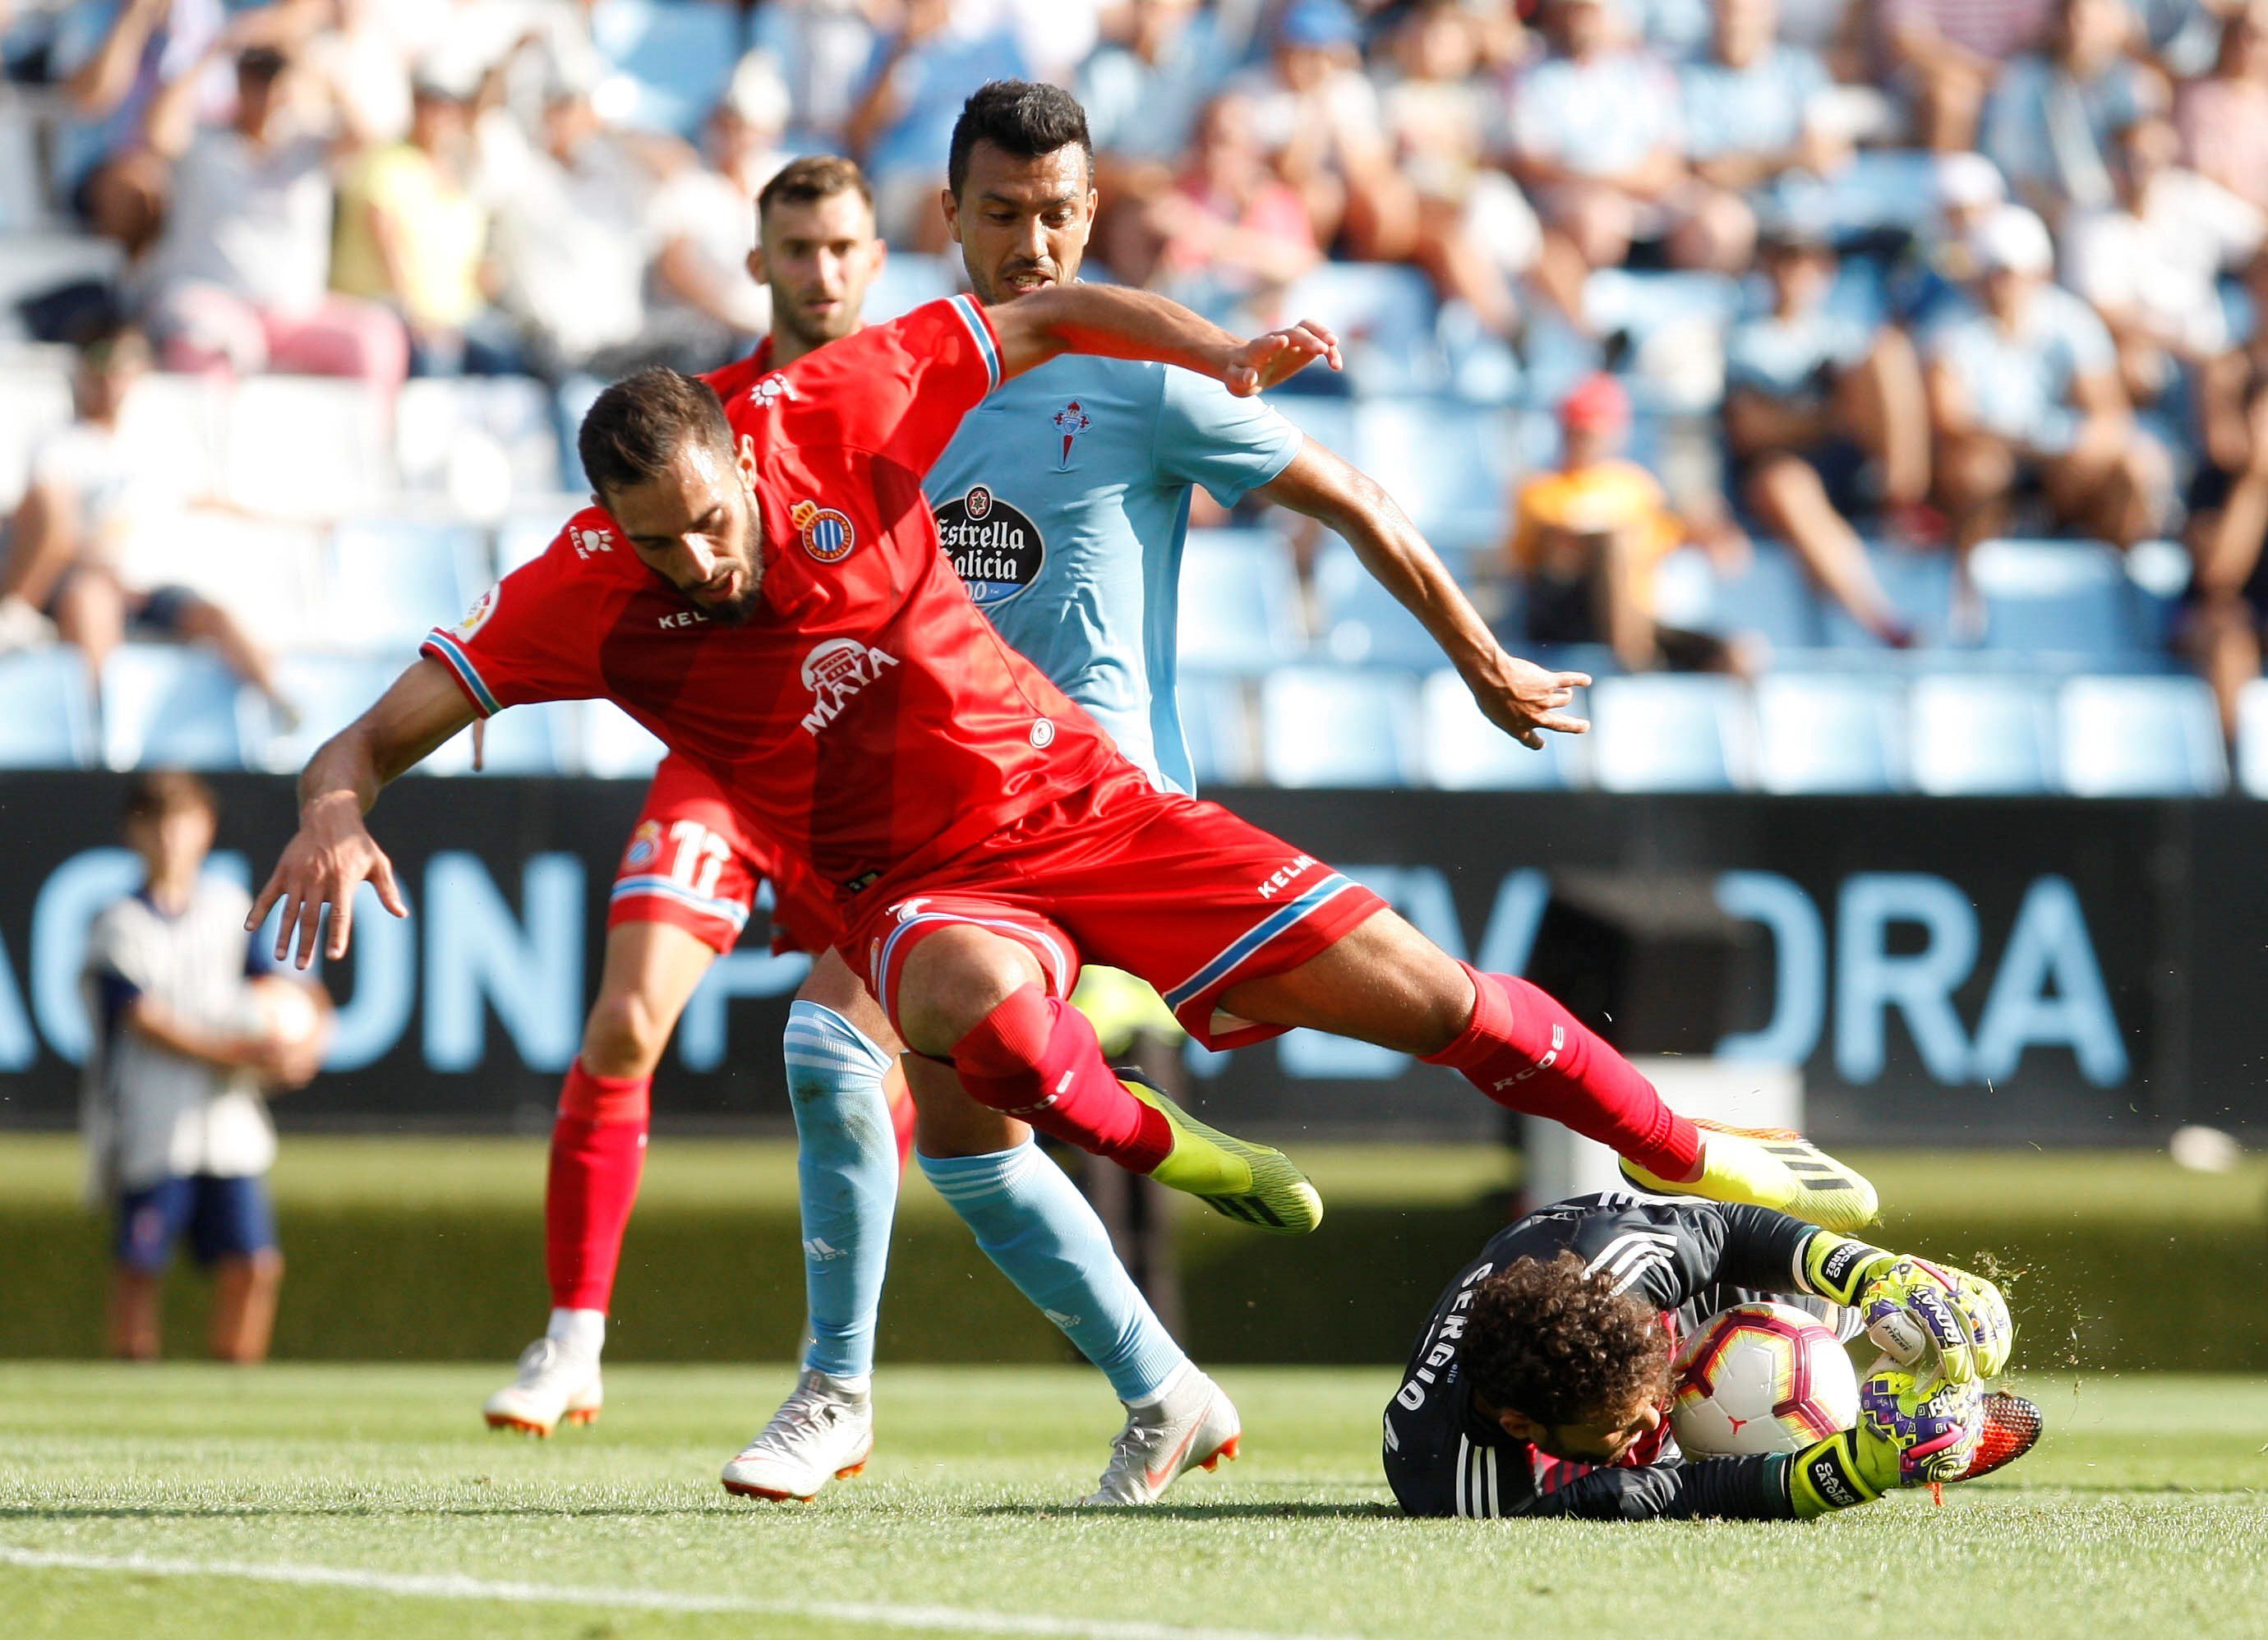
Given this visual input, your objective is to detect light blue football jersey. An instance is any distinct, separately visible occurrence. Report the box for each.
[927,355,1302,794]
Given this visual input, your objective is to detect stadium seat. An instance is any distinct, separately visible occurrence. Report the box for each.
[1258,666,1422,786]
[0,107,45,230]
[100,644,256,770]
[260,652,405,773]
[1653,543,1826,649]
[1421,669,1585,790]
[1754,674,1907,793]
[112,512,325,642]
[1178,672,1258,787]
[0,647,94,767]
[0,362,71,509]
[324,518,490,652]
[1267,394,1358,459]
[2237,679,2268,798]
[1351,398,1520,551]
[2058,675,2228,796]
[589,0,742,137]
[1909,676,2059,794]
[1588,675,1755,791]
[1315,542,1441,669]
[1279,262,1442,394]
[1820,543,1958,649]
[582,699,668,779]
[864,253,960,322]
[495,500,585,575]
[418,699,579,776]
[396,375,564,511]
[1177,529,1306,673]
[1972,539,2145,663]
[115,370,230,503]
[224,376,393,518]
[1790,148,1948,237]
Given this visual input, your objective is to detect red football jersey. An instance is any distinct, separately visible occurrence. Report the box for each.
[422,297,1130,896]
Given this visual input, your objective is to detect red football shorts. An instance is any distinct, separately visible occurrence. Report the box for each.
[607,753,843,956]
[846,767,1388,1050]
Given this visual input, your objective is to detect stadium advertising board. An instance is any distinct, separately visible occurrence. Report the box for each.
[0,775,2254,1141]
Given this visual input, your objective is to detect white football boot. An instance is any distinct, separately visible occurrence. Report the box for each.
[1081,1366,1242,1507]
[719,1370,875,1501]
[483,1338,603,1436]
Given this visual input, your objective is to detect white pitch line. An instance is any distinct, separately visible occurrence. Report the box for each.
[0,1544,1358,1640]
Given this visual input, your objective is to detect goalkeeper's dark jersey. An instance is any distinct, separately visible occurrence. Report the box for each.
[1382,1193,1851,1522]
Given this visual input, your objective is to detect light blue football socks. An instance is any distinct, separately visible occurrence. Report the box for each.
[782,1001,901,1382]
[919,1139,1188,1403]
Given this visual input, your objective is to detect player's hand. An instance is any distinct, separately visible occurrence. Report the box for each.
[1225,320,1342,397]
[1464,653,1591,749]
[1788,1367,1983,1516]
[1859,1257,2012,1385]
[247,792,408,969]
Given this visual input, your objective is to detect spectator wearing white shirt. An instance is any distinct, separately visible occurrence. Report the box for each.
[649,59,797,370]
[1979,0,2164,225]
[1675,0,1848,273]
[1927,203,2166,552]
[84,772,326,1363]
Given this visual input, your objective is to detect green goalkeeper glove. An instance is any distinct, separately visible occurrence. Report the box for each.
[1789,1367,1984,1518]
[1800,1233,2013,1384]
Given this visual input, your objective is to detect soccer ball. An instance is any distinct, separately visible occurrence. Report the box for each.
[1670,1301,1859,1456]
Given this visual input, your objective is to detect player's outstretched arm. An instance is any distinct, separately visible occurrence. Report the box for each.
[1256,441,1588,749]
[988,283,1343,397]
[247,657,476,969]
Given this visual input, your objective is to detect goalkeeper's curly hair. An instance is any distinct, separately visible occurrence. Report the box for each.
[1466,1252,1672,1427]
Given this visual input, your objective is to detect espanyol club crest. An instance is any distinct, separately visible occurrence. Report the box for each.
[622,819,663,870]
[934,483,1044,608]
[1053,399,1090,470]
[791,498,856,562]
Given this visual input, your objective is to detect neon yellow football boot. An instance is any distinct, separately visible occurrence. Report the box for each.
[1121,1070,1322,1235]
[1620,1119,1879,1232]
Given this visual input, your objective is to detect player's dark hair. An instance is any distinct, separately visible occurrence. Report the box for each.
[577,367,735,504]
[947,80,1094,198]
[123,770,218,826]
[758,154,874,223]
[1466,1252,1672,1428]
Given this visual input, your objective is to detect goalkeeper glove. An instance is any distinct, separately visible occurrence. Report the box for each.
[1788,1367,1984,1518]
[1800,1233,2012,1384]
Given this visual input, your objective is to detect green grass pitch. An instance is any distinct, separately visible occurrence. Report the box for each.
[4,1364,2263,1640]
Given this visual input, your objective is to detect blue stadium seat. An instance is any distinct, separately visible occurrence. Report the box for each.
[224,376,393,518]
[2238,679,2268,798]
[581,700,668,779]
[1909,676,2059,794]
[2058,675,2228,795]
[1177,530,1306,674]
[1585,269,1742,339]
[1588,675,1754,791]
[1821,544,1958,648]
[1972,539,2146,662]
[495,501,587,575]
[864,253,960,322]
[101,645,254,770]
[1654,543,1826,649]
[1178,672,1257,787]
[396,375,564,506]
[1259,667,1422,787]
[417,700,577,776]
[1279,262,1443,394]
[1267,394,1358,459]
[261,653,403,773]
[0,364,74,509]
[1315,542,1440,669]
[1789,149,1948,237]
[1351,398,1520,551]
[0,647,94,767]
[325,519,491,652]
[1754,674,1907,793]
[590,0,742,136]
[1421,670,1584,790]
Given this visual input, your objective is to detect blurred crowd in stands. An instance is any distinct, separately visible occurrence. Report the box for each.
[2,0,2268,795]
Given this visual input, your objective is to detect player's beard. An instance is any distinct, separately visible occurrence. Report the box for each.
[693,510,767,626]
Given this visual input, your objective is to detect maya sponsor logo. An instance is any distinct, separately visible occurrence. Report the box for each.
[934,484,1044,608]
[800,638,898,735]
[792,498,857,563]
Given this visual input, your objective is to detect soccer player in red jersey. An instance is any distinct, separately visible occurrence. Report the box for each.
[256,271,1877,1496]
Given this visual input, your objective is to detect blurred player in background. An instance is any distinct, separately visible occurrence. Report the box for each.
[1383,1193,2026,1520]
[82,771,327,1363]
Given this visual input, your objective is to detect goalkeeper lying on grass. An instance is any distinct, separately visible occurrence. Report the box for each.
[1383,1193,2035,1519]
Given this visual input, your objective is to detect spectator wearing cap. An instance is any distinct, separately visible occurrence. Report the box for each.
[846,0,1029,247]
[2175,1,2268,218]
[1725,228,1931,646]
[2186,244,2268,746]
[1505,0,1712,279]
[138,30,409,391]
[1878,0,2054,152]
[1979,0,2164,225]
[1504,373,1739,673]
[1895,150,2006,334]
[1674,0,1849,274]
[1228,0,1414,261]
[649,56,797,367]
[330,67,518,378]
[1927,204,2167,554]
[2065,115,2263,398]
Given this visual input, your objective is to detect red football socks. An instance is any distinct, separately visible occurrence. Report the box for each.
[545,1062,652,1312]
[950,984,1173,1173]
[1424,965,1701,1182]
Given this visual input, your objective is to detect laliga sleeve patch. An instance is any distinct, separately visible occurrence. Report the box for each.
[452,583,500,640]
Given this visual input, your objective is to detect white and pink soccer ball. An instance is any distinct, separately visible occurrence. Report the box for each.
[1669,1301,1860,1456]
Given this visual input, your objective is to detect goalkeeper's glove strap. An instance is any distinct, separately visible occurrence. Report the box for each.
[1798,1229,1896,1307]
[1789,1431,1891,1519]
